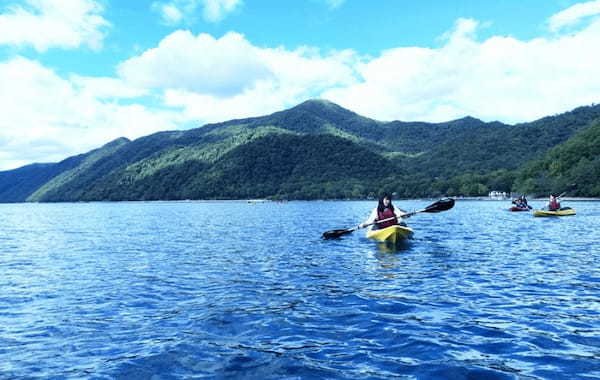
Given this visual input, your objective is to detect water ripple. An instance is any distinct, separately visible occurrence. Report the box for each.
[1,200,599,378]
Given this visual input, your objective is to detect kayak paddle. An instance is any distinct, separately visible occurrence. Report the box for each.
[322,198,455,239]
[322,215,397,239]
[554,183,577,199]
[399,197,455,218]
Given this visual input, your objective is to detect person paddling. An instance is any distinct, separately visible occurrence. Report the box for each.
[520,195,531,209]
[359,193,407,230]
[548,194,561,211]
[513,195,531,209]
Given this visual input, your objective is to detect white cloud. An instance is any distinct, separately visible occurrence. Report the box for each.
[0,57,179,170]
[152,0,242,25]
[324,16,600,123]
[118,30,358,122]
[0,0,109,51]
[152,2,184,25]
[203,0,241,22]
[548,0,600,31]
[118,31,273,96]
[3,2,600,171]
[111,9,600,125]
[70,76,148,99]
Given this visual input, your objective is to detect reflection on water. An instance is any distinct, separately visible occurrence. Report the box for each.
[375,239,411,254]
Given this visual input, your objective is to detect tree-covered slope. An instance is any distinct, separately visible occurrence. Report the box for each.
[0,138,130,202]
[74,133,398,201]
[400,104,600,178]
[514,119,600,196]
[1,99,600,202]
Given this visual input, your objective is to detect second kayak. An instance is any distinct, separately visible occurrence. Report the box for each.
[533,207,576,217]
[366,225,414,244]
[509,206,530,211]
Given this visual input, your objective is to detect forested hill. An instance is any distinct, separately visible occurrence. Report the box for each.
[1,99,600,202]
[514,119,600,197]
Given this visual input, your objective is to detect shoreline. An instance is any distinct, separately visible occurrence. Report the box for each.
[2,197,600,205]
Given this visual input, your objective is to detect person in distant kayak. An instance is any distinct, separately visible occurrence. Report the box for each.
[548,194,561,211]
[359,193,407,230]
[513,195,531,209]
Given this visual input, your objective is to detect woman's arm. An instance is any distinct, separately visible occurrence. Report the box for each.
[359,208,378,228]
[394,207,407,218]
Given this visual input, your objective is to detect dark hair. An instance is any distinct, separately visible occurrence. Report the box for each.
[377,193,394,213]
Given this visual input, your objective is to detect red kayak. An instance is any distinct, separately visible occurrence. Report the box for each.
[509,206,530,212]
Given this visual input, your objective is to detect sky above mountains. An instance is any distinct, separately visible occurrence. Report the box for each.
[1,0,600,170]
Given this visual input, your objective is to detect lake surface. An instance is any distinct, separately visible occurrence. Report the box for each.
[1,200,599,379]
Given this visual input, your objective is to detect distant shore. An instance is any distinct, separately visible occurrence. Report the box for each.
[2,197,600,205]
[455,197,600,201]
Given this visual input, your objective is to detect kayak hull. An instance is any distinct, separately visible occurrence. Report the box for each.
[533,208,576,217]
[509,206,530,212]
[366,225,413,244]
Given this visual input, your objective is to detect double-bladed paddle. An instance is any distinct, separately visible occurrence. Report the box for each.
[554,183,577,199]
[322,198,455,239]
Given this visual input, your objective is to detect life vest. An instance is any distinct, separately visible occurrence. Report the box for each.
[549,199,561,211]
[377,207,398,228]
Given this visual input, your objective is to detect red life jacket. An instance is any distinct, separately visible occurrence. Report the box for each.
[377,207,398,228]
[549,199,561,211]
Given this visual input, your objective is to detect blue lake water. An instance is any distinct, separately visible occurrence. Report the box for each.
[1,200,599,379]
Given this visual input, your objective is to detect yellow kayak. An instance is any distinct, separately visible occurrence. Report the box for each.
[533,208,576,217]
[366,225,414,244]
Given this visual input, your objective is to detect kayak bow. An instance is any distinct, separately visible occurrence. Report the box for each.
[509,206,530,212]
[366,225,414,244]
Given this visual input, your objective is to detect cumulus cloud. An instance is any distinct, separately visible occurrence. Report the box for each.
[70,76,149,99]
[152,0,242,25]
[118,31,274,97]
[548,0,600,31]
[3,1,600,170]
[118,31,358,122]
[0,0,109,51]
[324,16,600,123]
[0,57,179,170]
[120,9,600,125]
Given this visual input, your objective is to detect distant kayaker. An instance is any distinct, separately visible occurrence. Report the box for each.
[548,194,561,211]
[513,195,530,209]
[359,193,407,230]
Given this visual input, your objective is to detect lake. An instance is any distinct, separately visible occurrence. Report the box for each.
[1,200,599,379]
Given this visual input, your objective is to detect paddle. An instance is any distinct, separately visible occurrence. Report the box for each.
[555,191,567,200]
[322,198,455,239]
[554,183,577,199]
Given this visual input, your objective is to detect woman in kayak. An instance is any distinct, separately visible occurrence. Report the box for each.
[548,194,561,211]
[359,193,407,230]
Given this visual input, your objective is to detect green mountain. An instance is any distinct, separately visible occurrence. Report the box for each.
[1,99,599,202]
[0,138,129,202]
[514,119,600,197]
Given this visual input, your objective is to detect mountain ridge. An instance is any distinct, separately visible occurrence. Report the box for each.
[2,99,600,202]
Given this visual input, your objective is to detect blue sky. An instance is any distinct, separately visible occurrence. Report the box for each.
[1,0,600,170]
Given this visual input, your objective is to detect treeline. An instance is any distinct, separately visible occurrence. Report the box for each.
[1,99,600,202]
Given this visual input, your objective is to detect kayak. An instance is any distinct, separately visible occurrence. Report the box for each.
[509,206,530,211]
[533,207,576,217]
[366,225,413,244]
